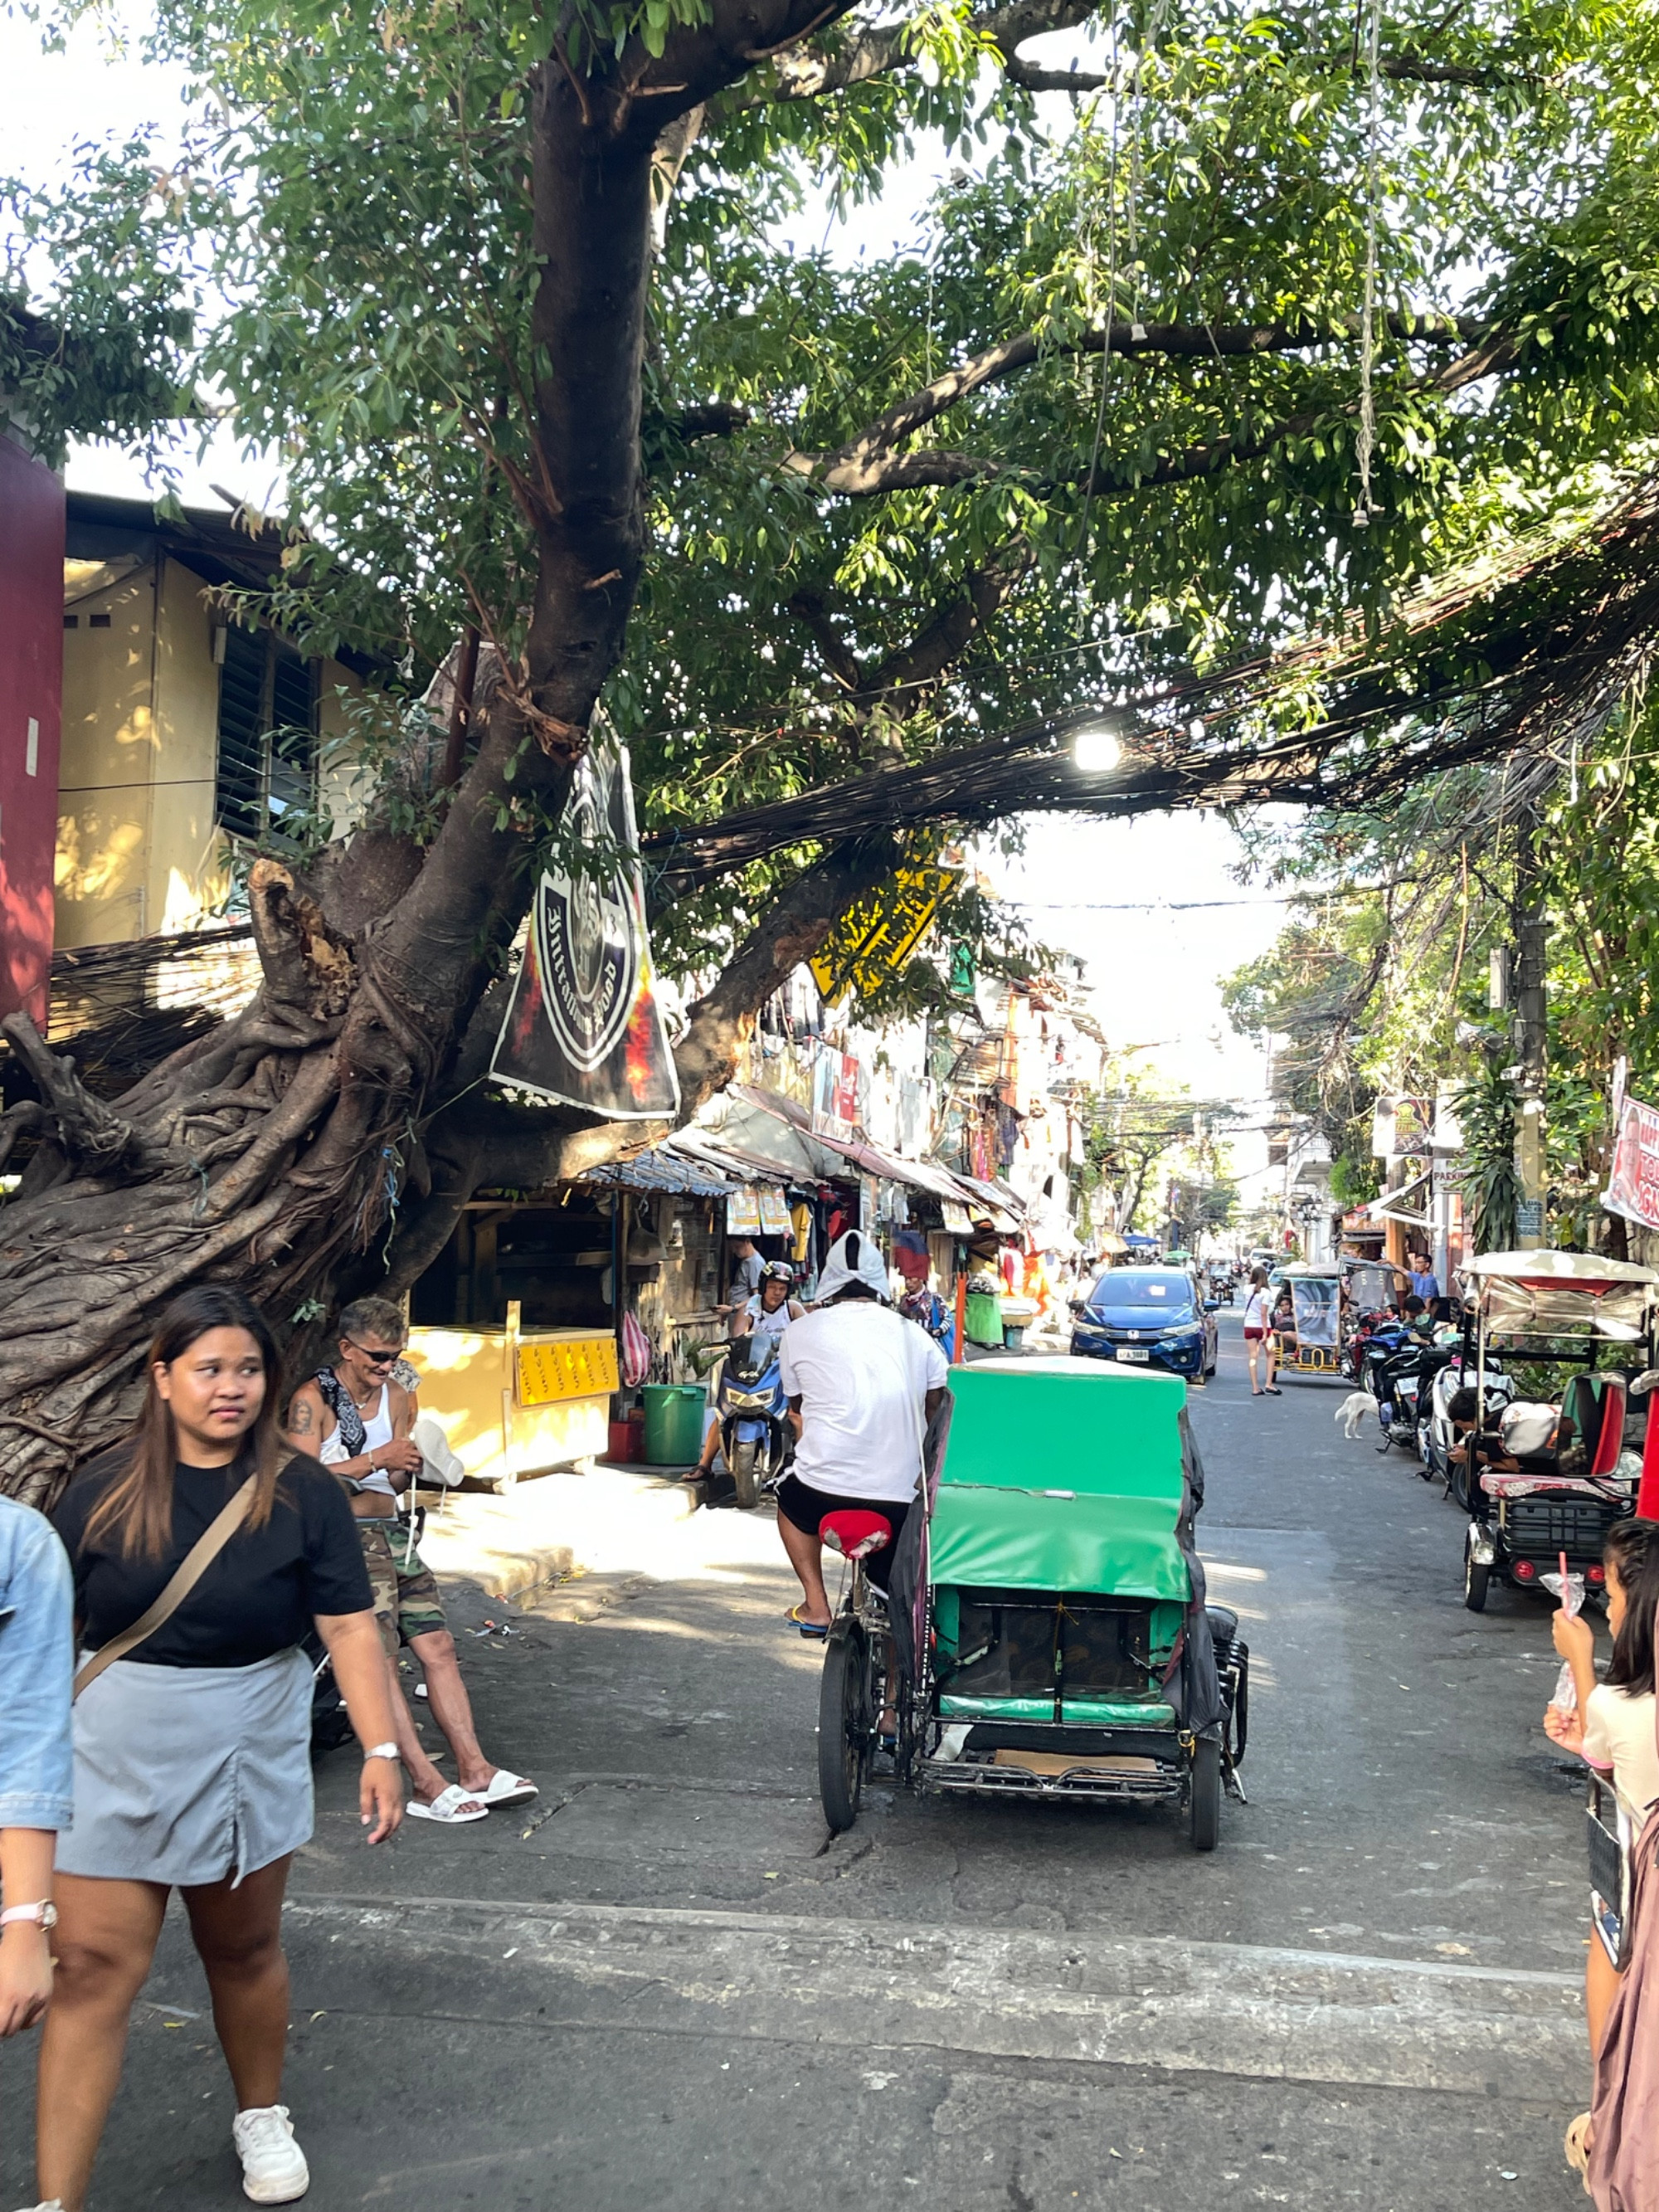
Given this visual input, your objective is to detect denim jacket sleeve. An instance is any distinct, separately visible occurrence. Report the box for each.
[0,1497,75,1832]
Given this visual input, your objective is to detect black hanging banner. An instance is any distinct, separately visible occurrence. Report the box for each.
[489,736,680,1119]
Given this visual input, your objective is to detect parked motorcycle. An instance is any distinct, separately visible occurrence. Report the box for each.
[715,1332,793,1509]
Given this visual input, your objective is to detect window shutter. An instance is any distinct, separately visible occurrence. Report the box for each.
[215,625,268,840]
[268,642,318,829]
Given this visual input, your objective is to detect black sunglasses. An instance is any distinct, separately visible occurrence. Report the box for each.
[346,1340,401,1367]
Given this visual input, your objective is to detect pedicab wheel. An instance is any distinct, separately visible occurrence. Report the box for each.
[730,1438,761,1510]
[1462,1537,1490,1613]
[818,1620,869,1833]
[1190,1733,1221,1852]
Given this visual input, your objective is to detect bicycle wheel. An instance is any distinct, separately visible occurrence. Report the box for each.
[818,1619,870,1833]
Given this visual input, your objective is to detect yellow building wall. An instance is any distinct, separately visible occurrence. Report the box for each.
[56,552,362,949]
[407,1324,612,1485]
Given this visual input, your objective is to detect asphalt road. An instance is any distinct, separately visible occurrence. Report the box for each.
[1,1316,1598,2210]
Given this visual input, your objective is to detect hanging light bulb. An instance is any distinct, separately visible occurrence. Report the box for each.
[1073,722,1123,774]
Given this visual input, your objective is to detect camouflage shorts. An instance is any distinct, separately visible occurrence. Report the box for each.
[358,1523,448,1654]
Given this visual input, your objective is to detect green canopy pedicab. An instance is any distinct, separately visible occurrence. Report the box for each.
[815,1357,1248,1849]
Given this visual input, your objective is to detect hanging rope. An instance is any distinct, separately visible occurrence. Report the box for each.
[1354,0,1383,527]
[1073,27,1122,564]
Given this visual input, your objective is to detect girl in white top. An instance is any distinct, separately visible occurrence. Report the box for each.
[1241,1268,1281,1397]
[1545,1515,1659,2169]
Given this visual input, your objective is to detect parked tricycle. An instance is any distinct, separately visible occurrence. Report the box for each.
[1455,1250,1657,1611]
[814,1358,1248,1850]
[1269,1264,1345,1381]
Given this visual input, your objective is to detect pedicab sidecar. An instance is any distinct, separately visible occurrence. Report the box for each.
[815,1357,1248,1849]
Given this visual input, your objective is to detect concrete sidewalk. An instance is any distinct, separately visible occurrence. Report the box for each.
[416,1459,709,1607]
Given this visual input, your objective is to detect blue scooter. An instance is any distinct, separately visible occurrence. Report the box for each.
[716,1331,793,1508]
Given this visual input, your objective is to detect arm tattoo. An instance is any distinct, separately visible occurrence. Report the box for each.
[289,1397,315,1436]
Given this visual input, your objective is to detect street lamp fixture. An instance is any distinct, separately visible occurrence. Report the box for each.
[1073,721,1124,775]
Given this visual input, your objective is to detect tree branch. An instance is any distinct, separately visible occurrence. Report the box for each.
[782,309,1488,493]
[791,319,1520,499]
[1004,49,1545,94]
[673,839,901,1106]
[787,586,866,690]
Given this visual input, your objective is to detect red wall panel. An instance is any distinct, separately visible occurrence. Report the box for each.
[0,433,65,1026]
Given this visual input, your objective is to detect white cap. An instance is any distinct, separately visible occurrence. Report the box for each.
[816,1230,888,1304]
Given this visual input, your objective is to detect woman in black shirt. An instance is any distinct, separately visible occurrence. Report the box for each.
[33,1288,401,2212]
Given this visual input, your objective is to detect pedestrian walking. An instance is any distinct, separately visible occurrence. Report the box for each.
[1544,1518,1659,2194]
[0,1493,74,2044]
[1242,1268,1280,1396]
[28,1286,401,2211]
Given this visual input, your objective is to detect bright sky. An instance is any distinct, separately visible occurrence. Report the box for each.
[3,10,1297,1153]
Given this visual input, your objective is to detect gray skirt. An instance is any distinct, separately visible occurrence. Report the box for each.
[58,1645,314,1888]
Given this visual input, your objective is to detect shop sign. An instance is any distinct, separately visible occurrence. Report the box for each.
[490,734,679,1119]
[1604,1094,1659,1231]
[726,1187,763,1236]
[809,867,955,1006]
[811,1047,862,1141]
[757,1187,792,1236]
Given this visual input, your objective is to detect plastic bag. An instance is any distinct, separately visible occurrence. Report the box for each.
[1540,1561,1585,1711]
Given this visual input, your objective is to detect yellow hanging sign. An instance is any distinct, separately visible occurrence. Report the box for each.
[810,868,955,1006]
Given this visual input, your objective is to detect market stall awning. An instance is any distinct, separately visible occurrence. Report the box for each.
[1359,1167,1432,1227]
[575,1140,746,1198]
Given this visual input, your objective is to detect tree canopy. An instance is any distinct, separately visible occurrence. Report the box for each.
[7,0,1659,1491]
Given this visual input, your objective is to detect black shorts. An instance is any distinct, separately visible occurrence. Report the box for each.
[776,1474,910,1591]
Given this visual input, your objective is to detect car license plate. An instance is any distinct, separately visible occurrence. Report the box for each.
[1117,1347,1151,1362]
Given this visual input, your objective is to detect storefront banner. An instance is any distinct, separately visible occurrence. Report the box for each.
[726,1187,763,1237]
[757,1187,792,1237]
[490,735,680,1119]
[1603,1094,1659,1230]
[811,1047,862,1142]
[809,866,956,1006]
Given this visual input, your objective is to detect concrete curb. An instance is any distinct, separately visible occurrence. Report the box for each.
[282,1893,1585,2101]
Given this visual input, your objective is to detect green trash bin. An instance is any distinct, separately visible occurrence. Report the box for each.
[965,1291,1004,1348]
[643,1381,707,1465]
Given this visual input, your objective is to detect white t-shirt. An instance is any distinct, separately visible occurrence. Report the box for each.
[778,1298,950,1503]
[1243,1289,1269,1332]
[1584,1682,1659,1827]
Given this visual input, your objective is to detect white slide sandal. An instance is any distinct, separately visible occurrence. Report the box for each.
[479,1771,538,1807]
[405,1784,489,1824]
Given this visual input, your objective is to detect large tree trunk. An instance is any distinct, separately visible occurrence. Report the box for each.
[0,8,884,1504]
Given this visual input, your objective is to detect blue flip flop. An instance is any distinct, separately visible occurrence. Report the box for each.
[786,1604,830,1639]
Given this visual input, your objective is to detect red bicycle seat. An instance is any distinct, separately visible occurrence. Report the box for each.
[819,1509,893,1560]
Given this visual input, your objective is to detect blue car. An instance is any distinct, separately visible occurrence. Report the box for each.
[1069,1268,1219,1384]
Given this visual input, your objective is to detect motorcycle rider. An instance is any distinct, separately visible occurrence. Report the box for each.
[689,1264,802,1481]
[773,1230,948,1637]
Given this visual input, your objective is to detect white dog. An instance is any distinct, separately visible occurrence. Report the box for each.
[1335,1390,1379,1438]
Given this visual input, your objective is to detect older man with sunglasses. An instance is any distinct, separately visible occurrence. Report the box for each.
[285,1297,535,1825]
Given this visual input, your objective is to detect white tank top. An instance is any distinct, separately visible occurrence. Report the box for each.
[322,1382,397,1495]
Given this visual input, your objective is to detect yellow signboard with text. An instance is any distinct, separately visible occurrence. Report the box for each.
[810,868,955,1006]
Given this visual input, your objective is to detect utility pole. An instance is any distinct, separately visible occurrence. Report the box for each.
[1511,816,1548,1246]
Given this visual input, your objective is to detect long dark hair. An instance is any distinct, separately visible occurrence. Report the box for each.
[1605,1518,1659,1699]
[85,1288,286,1560]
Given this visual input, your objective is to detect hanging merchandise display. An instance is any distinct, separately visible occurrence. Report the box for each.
[812,1047,863,1141]
[490,729,680,1118]
[726,1187,763,1237]
[757,1187,792,1237]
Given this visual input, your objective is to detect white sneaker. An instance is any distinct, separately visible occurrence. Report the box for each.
[232,2105,310,2203]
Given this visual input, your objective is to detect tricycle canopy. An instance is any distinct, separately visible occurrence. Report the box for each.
[1462,1249,1659,1343]
[927,1357,1190,1601]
